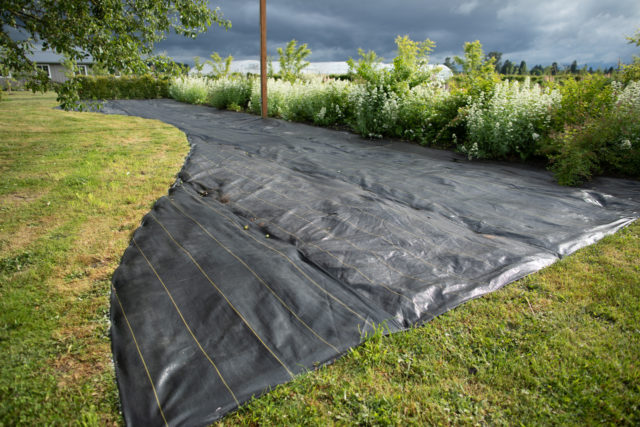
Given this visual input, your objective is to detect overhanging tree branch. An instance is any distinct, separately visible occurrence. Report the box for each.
[1,0,230,109]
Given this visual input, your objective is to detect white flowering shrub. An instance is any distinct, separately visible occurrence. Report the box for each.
[247,76,351,126]
[168,76,212,105]
[462,78,560,160]
[248,77,285,117]
[393,82,451,143]
[617,80,640,114]
[348,83,401,138]
[599,80,640,169]
[207,76,253,111]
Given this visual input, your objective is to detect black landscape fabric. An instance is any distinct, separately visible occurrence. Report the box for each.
[103,99,640,426]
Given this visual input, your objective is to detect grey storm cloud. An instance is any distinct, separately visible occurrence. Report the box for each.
[156,0,640,68]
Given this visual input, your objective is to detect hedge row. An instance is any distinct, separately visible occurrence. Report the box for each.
[75,75,169,100]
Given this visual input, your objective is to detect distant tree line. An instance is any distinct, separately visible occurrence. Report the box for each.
[443,52,617,76]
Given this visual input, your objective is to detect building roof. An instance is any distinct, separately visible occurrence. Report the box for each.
[27,50,94,64]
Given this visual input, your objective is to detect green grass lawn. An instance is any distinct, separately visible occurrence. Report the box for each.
[0,92,188,425]
[1,93,638,426]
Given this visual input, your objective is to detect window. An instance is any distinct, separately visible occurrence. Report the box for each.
[77,65,88,76]
[36,64,51,78]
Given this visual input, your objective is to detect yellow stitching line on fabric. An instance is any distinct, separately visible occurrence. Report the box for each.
[172,180,376,331]
[166,198,340,353]
[182,188,374,328]
[112,287,169,427]
[148,213,295,379]
[223,195,413,304]
[132,239,240,405]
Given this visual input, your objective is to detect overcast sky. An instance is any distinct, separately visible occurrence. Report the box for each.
[156,0,640,68]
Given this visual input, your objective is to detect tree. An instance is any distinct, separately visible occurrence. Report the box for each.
[530,64,544,76]
[443,57,457,73]
[453,40,499,97]
[627,28,640,46]
[206,52,233,78]
[277,39,311,82]
[391,35,436,91]
[550,62,559,76]
[621,27,640,83]
[347,48,384,84]
[500,59,514,75]
[519,60,528,75]
[570,60,578,74]
[486,51,503,73]
[1,0,230,108]
[454,40,496,78]
[193,56,205,77]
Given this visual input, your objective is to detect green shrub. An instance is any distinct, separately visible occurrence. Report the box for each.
[620,28,640,84]
[549,81,640,184]
[429,91,469,148]
[1,76,23,91]
[549,74,615,130]
[277,39,311,83]
[453,40,500,101]
[76,75,169,100]
[500,74,549,85]
[619,58,640,85]
[248,77,290,117]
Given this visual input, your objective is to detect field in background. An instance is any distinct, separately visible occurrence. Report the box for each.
[1,93,638,425]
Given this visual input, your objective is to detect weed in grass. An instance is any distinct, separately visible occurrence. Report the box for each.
[0,251,34,274]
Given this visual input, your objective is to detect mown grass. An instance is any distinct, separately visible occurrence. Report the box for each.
[0,92,188,424]
[1,93,638,425]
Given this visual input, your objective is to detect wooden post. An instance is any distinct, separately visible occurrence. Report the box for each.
[260,0,267,118]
